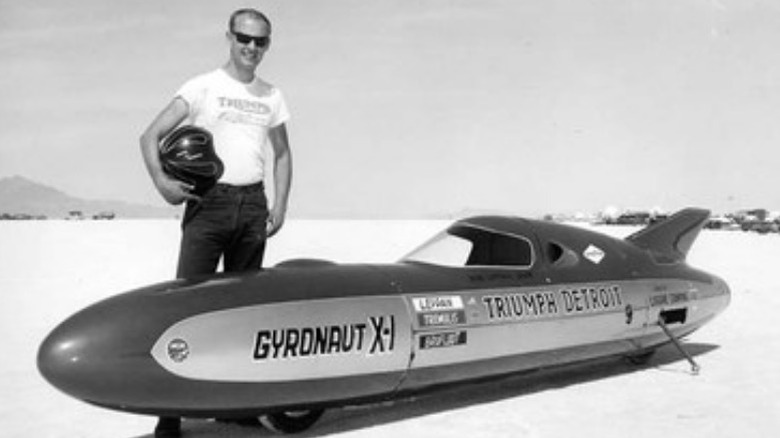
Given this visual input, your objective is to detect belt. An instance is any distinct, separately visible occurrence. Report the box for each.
[213,182,264,194]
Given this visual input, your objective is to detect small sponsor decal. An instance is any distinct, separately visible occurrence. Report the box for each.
[651,294,668,307]
[412,295,467,327]
[482,285,624,322]
[167,338,190,363]
[583,245,605,264]
[651,291,689,307]
[412,296,464,312]
[252,315,395,361]
[419,331,468,350]
[417,310,467,328]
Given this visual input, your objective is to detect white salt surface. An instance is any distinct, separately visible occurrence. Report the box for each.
[1,220,777,437]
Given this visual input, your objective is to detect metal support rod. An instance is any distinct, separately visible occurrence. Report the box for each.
[658,318,700,375]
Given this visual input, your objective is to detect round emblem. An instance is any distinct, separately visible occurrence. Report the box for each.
[167,338,190,363]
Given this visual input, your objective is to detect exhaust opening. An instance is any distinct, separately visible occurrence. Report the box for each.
[660,308,687,325]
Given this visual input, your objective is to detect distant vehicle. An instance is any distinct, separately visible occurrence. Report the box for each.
[92,211,116,220]
[649,213,669,225]
[705,216,739,231]
[740,219,778,234]
[66,211,84,220]
[0,213,46,220]
[612,211,652,225]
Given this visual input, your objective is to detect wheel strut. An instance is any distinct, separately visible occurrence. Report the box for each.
[658,318,700,375]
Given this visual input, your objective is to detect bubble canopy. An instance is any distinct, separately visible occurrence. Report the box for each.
[400,223,534,269]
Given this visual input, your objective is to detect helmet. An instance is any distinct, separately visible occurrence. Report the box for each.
[159,125,224,196]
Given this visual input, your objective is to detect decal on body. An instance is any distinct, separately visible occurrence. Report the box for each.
[412,295,467,328]
[650,291,690,307]
[419,331,467,350]
[583,245,606,264]
[151,296,411,382]
[253,315,395,360]
[482,285,624,322]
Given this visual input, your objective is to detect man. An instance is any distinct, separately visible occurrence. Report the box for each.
[140,9,291,437]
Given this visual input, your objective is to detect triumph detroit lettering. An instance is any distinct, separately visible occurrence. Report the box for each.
[253,315,395,360]
[482,285,623,321]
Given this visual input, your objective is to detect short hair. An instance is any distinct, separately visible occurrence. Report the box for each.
[228,9,272,33]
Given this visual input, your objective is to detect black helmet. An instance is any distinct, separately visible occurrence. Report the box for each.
[159,125,224,196]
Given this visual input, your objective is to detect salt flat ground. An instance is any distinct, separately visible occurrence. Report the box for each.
[0,219,777,438]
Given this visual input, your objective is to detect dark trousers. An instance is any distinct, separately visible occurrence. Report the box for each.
[157,183,269,435]
[176,182,269,278]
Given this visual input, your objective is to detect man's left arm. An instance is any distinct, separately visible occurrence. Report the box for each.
[267,123,292,237]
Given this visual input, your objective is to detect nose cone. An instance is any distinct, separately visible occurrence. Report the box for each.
[36,282,192,411]
[35,276,255,414]
[38,319,89,395]
[36,273,296,416]
[37,297,150,406]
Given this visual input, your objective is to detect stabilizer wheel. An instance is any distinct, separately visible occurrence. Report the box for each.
[259,409,325,434]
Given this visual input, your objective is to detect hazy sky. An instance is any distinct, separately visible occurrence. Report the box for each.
[1,0,778,218]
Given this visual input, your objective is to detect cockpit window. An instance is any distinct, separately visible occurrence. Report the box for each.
[401,224,534,268]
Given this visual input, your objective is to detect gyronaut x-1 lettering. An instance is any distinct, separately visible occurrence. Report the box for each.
[253,315,396,360]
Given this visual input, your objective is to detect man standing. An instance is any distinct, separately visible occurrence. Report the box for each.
[140,9,291,437]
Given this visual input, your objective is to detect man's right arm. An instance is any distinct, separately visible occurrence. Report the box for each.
[139,97,199,205]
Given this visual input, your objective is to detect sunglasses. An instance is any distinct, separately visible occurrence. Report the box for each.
[232,31,270,47]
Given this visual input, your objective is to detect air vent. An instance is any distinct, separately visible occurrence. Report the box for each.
[660,308,687,325]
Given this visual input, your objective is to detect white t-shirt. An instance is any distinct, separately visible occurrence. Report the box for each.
[175,69,290,185]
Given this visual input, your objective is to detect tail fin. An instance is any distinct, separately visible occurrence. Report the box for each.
[626,208,710,262]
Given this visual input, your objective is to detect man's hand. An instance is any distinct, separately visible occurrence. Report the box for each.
[155,176,200,205]
[266,206,286,237]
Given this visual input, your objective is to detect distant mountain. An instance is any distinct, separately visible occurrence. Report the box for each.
[0,175,179,219]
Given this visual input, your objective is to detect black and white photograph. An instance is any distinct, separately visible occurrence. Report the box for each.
[1,1,778,437]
